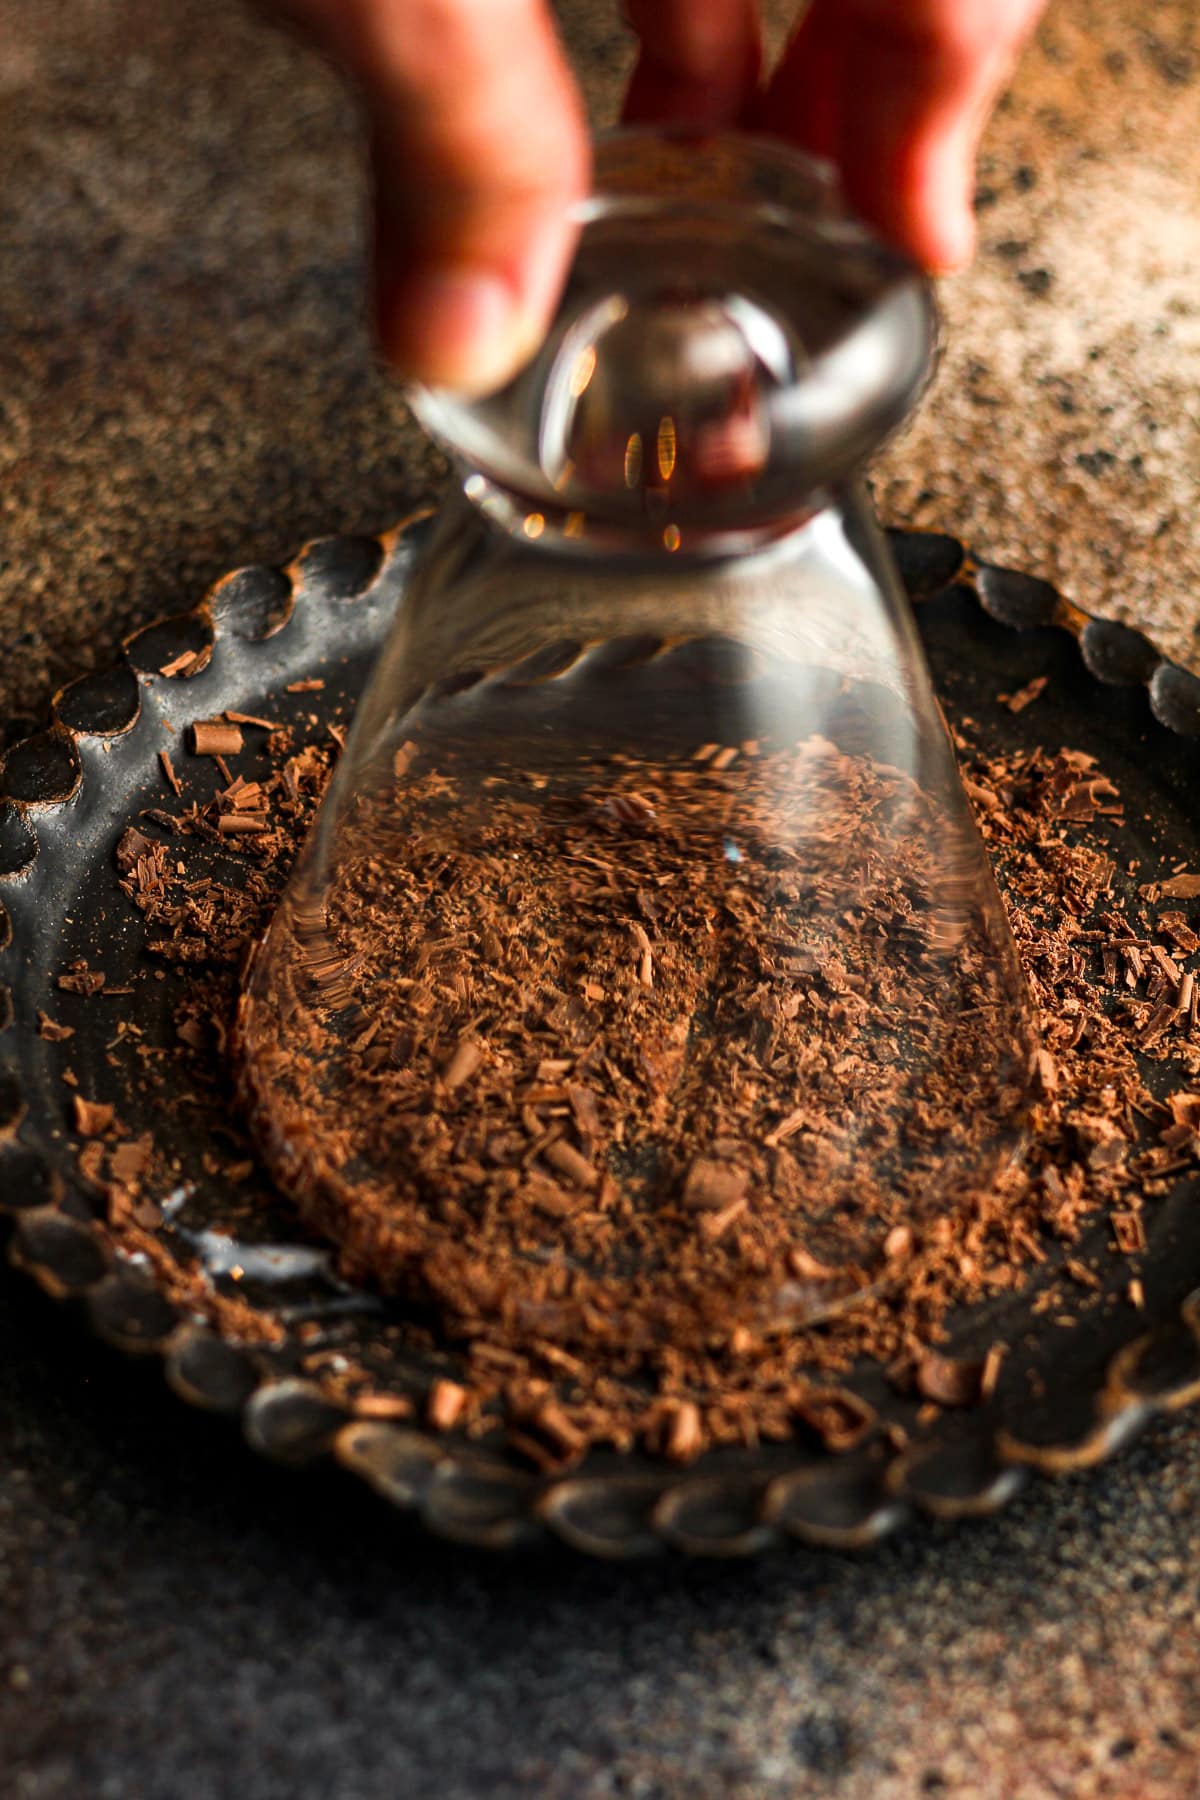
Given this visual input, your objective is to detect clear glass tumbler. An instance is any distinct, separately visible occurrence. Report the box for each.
[237,131,1038,1362]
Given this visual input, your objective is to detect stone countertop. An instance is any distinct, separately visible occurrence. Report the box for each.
[1,3,1198,1795]
[873,0,1200,658]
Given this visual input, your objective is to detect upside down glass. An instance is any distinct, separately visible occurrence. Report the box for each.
[237,132,1038,1356]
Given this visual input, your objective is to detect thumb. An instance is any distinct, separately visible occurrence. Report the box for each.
[273,0,590,395]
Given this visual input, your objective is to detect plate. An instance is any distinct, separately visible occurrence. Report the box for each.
[2,516,1200,1558]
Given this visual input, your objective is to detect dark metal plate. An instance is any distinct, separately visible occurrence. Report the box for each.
[2,516,1199,1557]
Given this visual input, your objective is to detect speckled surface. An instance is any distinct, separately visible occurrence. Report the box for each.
[2,3,1199,1795]
[873,0,1200,665]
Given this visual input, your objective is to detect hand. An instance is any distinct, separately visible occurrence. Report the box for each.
[264,1,1045,395]
[623,0,1048,271]
[265,0,591,396]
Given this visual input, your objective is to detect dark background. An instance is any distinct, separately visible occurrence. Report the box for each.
[1,2,1198,1794]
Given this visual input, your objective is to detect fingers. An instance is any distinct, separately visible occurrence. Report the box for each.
[268,0,589,393]
[754,0,1046,270]
[621,0,762,130]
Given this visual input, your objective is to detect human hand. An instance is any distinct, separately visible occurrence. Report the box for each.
[265,0,591,396]
[264,1,1045,395]
[623,0,1048,272]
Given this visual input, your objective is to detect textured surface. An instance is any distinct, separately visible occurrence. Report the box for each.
[1,1,1199,1795]
[2,1276,1200,1800]
[873,0,1200,660]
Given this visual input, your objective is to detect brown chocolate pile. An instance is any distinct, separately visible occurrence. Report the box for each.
[237,731,1035,1385]
[87,700,1200,1468]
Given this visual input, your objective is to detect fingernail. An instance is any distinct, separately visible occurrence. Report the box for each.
[929,128,982,273]
[936,182,978,270]
[927,215,975,276]
[378,267,541,397]
[915,153,978,275]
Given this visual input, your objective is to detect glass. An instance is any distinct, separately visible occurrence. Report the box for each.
[238,132,1038,1353]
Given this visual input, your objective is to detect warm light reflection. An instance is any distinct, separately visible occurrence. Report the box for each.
[657,414,677,481]
[569,345,597,397]
[663,523,681,552]
[624,432,643,488]
[564,511,586,539]
[523,512,545,539]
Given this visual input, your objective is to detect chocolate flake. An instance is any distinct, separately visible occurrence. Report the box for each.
[1000,675,1048,714]
[159,647,208,678]
[190,720,244,758]
[427,1378,468,1432]
[353,1392,414,1420]
[109,1136,152,1189]
[37,1012,74,1042]
[73,1095,115,1138]
[1160,912,1200,954]
[1112,1211,1147,1254]
[1155,873,1200,900]
[441,1037,483,1091]
[543,1139,598,1190]
[1168,1093,1200,1130]
[787,1245,842,1281]
[914,1346,986,1407]
[58,961,104,996]
[660,1399,704,1463]
[683,1159,748,1212]
[979,1342,1006,1401]
[225,710,278,730]
[883,1226,913,1262]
